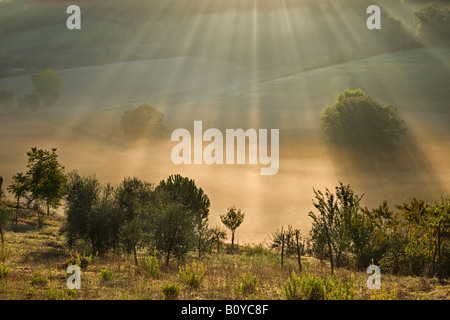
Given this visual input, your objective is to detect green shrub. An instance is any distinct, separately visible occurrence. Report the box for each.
[143,254,161,277]
[282,272,356,300]
[45,286,76,300]
[99,269,114,282]
[29,266,49,286]
[370,284,398,300]
[234,272,258,296]
[68,251,96,270]
[179,262,206,289]
[0,264,11,279]
[162,282,180,300]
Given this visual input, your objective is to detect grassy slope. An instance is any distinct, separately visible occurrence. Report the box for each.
[0,208,448,300]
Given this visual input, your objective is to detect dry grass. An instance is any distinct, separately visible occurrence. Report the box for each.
[0,209,448,300]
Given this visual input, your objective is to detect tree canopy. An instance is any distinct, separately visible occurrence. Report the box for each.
[321,89,406,156]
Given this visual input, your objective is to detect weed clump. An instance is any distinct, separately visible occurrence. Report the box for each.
[234,272,258,296]
[179,262,206,289]
[162,282,180,300]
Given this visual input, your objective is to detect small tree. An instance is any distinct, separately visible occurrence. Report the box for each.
[31,69,62,107]
[210,225,227,253]
[7,173,29,232]
[321,89,406,157]
[220,205,245,249]
[121,104,163,140]
[25,147,67,220]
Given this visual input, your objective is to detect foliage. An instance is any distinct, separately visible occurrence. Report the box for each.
[309,182,364,273]
[381,17,416,51]
[31,69,62,106]
[162,282,180,300]
[234,272,258,296]
[0,264,11,279]
[45,286,76,300]
[282,272,355,300]
[29,266,49,286]
[369,284,398,300]
[99,269,114,282]
[25,147,67,218]
[269,225,301,256]
[178,262,206,289]
[68,251,97,270]
[414,2,450,46]
[220,205,245,248]
[0,201,12,243]
[121,104,164,140]
[142,250,161,277]
[152,175,210,265]
[321,89,406,157]
[62,171,120,254]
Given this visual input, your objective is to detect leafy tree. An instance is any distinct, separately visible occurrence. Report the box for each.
[7,173,29,232]
[308,182,363,274]
[121,104,163,140]
[149,190,195,266]
[321,89,406,157]
[152,174,211,265]
[62,171,102,250]
[62,171,121,254]
[220,205,245,248]
[115,176,153,264]
[31,69,62,106]
[381,17,416,51]
[414,2,450,46]
[210,225,227,253]
[25,147,67,221]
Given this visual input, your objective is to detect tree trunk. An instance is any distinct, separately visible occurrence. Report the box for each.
[15,197,19,232]
[295,231,302,274]
[37,209,42,229]
[231,231,235,248]
[281,232,285,267]
[46,202,50,216]
[133,244,138,266]
[437,221,442,284]
[325,227,334,275]
[0,228,3,244]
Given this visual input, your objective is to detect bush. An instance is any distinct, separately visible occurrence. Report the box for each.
[0,264,11,279]
[321,89,406,157]
[370,284,398,300]
[68,251,97,270]
[45,286,76,300]
[179,262,206,289]
[234,272,258,296]
[121,104,163,140]
[29,266,49,286]
[143,254,161,277]
[282,272,356,300]
[99,269,114,282]
[162,282,180,300]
